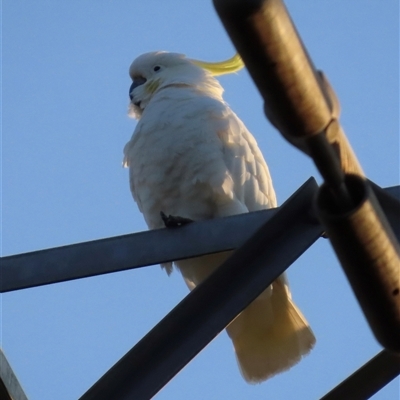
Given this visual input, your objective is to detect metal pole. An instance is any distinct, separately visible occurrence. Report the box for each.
[0,207,278,293]
[212,0,363,177]
[213,0,400,354]
[1,184,398,294]
[320,350,400,400]
[0,349,28,400]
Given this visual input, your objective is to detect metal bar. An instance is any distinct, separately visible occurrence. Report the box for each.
[213,0,400,355]
[0,349,29,400]
[79,178,322,400]
[213,0,331,140]
[320,350,400,400]
[1,184,398,294]
[212,0,363,177]
[0,207,278,293]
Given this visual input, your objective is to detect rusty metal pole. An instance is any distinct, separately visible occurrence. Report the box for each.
[213,0,363,173]
[213,0,400,352]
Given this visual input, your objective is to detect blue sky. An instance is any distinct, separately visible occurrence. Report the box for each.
[1,1,399,399]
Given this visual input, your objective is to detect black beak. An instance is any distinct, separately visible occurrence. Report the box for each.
[129,77,147,101]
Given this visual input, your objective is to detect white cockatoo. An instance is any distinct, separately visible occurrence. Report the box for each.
[123,51,315,383]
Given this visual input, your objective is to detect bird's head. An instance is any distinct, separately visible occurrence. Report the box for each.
[128,51,244,118]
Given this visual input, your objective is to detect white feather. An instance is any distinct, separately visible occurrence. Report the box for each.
[124,51,315,382]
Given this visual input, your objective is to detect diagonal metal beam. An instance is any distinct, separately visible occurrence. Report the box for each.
[0,349,28,400]
[212,0,400,357]
[79,178,322,400]
[320,350,400,400]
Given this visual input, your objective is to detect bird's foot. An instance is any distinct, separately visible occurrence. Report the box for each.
[160,211,194,227]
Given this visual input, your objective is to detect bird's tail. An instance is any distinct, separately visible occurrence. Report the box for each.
[226,278,315,383]
[176,254,315,383]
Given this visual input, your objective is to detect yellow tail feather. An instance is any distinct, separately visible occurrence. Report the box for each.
[176,254,315,383]
[227,279,315,383]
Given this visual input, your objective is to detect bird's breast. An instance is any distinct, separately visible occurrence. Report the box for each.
[126,96,229,228]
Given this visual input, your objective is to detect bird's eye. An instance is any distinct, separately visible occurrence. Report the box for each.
[153,66,161,72]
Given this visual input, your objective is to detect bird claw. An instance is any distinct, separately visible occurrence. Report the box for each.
[160,211,194,227]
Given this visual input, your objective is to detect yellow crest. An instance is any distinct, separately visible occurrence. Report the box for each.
[190,54,244,76]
